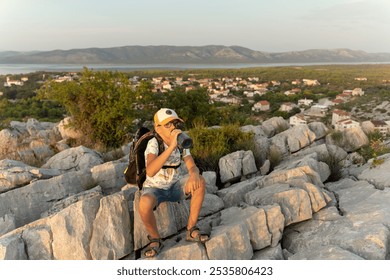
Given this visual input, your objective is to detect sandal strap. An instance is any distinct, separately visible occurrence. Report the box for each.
[147,235,162,244]
[187,226,200,235]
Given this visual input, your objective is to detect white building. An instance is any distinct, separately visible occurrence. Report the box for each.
[335,119,360,131]
[303,79,320,86]
[298,98,313,107]
[279,102,297,112]
[290,114,307,126]
[332,109,350,126]
[4,77,24,87]
[352,88,365,96]
[362,120,389,136]
[252,100,270,112]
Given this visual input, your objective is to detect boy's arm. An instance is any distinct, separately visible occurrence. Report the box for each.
[183,155,205,195]
[145,129,181,177]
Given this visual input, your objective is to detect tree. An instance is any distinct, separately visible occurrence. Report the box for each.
[163,88,217,128]
[37,68,137,148]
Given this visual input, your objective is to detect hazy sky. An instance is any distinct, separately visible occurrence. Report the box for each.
[1,0,389,53]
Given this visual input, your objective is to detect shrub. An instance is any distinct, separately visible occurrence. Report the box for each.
[37,68,137,149]
[268,145,282,170]
[188,124,255,172]
[330,130,343,145]
[358,131,390,165]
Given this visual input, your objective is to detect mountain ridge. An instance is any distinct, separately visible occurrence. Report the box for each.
[1,45,390,64]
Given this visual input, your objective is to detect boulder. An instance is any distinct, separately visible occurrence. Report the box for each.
[357,153,390,189]
[0,159,61,193]
[0,129,19,160]
[42,146,104,172]
[0,214,16,236]
[0,170,95,228]
[0,234,27,260]
[91,161,128,194]
[57,117,83,140]
[261,117,289,137]
[90,193,132,260]
[308,122,330,139]
[326,126,369,152]
[219,150,257,183]
[245,184,313,226]
[206,205,284,259]
[286,125,316,153]
[202,171,218,194]
[217,177,262,208]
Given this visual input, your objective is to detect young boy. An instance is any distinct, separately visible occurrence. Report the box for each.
[138,108,209,258]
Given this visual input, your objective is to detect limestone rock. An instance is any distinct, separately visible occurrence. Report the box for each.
[0,170,95,228]
[308,122,330,139]
[219,150,257,183]
[0,234,27,260]
[217,177,262,208]
[245,184,313,226]
[0,214,16,236]
[91,161,128,194]
[42,146,104,172]
[90,193,132,260]
[326,126,369,152]
[261,117,289,137]
[57,117,83,140]
[357,153,390,189]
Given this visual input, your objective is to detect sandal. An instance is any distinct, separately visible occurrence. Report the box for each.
[144,235,164,258]
[186,226,209,243]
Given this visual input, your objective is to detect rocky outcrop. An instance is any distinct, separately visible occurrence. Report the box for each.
[42,146,104,172]
[326,126,369,152]
[0,118,61,164]
[1,118,390,260]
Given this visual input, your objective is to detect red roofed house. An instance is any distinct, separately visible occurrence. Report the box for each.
[252,100,270,112]
[332,109,350,126]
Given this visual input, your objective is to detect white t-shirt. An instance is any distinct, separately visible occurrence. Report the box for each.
[143,137,191,189]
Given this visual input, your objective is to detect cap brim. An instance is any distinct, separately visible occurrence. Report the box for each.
[159,116,184,126]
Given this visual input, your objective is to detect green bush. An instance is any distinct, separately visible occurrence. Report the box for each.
[37,68,137,149]
[188,124,255,172]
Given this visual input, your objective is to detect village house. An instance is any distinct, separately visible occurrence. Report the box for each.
[289,114,307,126]
[4,77,24,87]
[214,96,241,105]
[252,100,270,112]
[302,79,320,86]
[332,109,351,126]
[54,75,73,83]
[279,102,297,112]
[334,119,361,131]
[332,99,345,106]
[352,88,365,96]
[362,120,390,136]
[291,79,301,85]
[304,104,329,117]
[336,93,352,102]
[298,98,314,107]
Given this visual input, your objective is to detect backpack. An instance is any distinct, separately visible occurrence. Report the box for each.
[124,127,181,189]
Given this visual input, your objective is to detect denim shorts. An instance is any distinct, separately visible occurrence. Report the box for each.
[141,175,190,207]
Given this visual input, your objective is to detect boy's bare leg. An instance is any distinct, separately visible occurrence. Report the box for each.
[186,181,206,234]
[139,194,160,239]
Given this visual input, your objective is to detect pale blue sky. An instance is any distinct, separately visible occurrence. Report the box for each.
[1,0,389,53]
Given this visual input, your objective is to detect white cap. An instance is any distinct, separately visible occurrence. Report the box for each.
[154,108,184,126]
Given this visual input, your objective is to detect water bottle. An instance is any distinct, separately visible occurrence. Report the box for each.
[177,132,193,149]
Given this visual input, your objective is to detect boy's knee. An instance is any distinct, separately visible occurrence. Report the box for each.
[139,194,156,213]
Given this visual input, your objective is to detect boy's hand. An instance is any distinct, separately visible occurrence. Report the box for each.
[169,128,182,148]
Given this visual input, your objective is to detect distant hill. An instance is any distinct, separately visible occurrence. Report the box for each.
[1,45,390,64]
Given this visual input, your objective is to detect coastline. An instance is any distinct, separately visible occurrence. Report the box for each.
[1,62,390,75]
